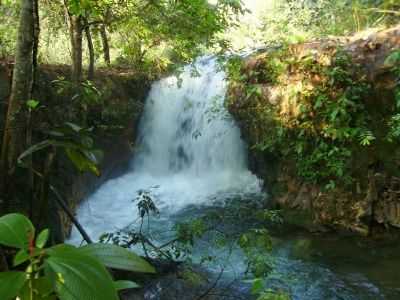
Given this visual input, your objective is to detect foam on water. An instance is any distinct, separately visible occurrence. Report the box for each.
[68,57,262,244]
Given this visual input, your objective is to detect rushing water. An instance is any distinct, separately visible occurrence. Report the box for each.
[69,58,400,299]
[69,57,262,244]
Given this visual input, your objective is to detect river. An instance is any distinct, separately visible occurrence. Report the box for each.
[69,57,400,300]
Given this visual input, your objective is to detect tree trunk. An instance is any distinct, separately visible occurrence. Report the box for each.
[28,0,40,219]
[100,24,111,66]
[69,15,83,83]
[0,0,36,209]
[84,19,95,80]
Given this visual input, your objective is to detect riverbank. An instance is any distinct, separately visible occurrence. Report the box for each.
[0,61,151,240]
[227,25,400,236]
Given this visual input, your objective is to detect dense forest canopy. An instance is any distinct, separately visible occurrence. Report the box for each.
[1,0,246,76]
[1,0,399,73]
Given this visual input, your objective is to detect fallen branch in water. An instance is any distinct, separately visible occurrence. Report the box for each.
[32,167,93,244]
[49,183,93,244]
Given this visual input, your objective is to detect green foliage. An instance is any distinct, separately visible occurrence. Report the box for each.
[387,114,400,142]
[109,0,245,71]
[229,49,380,189]
[239,229,273,277]
[18,122,103,176]
[176,219,208,247]
[0,213,35,249]
[173,201,278,279]
[248,278,290,300]
[0,271,27,300]
[0,1,18,58]
[100,193,278,283]
[1,0,245,71]
[0,213,154,300]
[79,243,155,273]
[114,280,140,290]
[385,50,400,143]
[257,290,291,300]
[261,0,400,46]
[26,99,40,111]
[53,78,101,104]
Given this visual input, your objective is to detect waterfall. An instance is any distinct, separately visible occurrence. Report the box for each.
[69,57,262,244]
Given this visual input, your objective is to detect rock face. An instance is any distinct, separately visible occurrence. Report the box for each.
[227,26,400,236]
[0,62,151,240]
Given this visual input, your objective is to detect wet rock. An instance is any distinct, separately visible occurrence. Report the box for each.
[119,264,249,300]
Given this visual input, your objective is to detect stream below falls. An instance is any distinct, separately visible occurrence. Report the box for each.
[69,57,400,300]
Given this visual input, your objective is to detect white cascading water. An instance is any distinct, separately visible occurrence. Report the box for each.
[69,57,262,244]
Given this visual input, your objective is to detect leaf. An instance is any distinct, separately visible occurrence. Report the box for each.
[114,280,140,291]
[33,276,56,299]
[18,276,56,300]
[64,122,83,133]
[79,243,155,273]
[0,213,34,249]
[0,272,27,300]
[45,130,66,137]
[80,135,94,148]
[384,50,400,66]
[13,249,30,267]
[18,140,81,165]
[45,245,119,300]
[36,229,50,249]
[251,278,264,295]
[47,244,77,254]
[18,140,52,164]
[27,99,40,110]
[65,148,101,176]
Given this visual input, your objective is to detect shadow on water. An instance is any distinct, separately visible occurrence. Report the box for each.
[162,198,400,300]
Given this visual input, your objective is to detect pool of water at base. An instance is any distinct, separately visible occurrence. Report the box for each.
[158,203,400,300]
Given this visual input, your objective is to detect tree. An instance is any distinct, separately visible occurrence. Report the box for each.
[0,0,39,210]
[60,0,245,77]
[111,0,245,69]
[63,0,84,83]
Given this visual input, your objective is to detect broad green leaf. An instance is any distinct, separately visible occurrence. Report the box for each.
[18,277,56,300]
[46,244,77,257]
[36,229,50,249]
[13,249,30,267]
[65,148,100,176]
[0,272,27,300]
[33,276,56,299]
[45,246,119,300]
[0,213,34,249]
[114,280,140,291]
[79,243,156,273]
